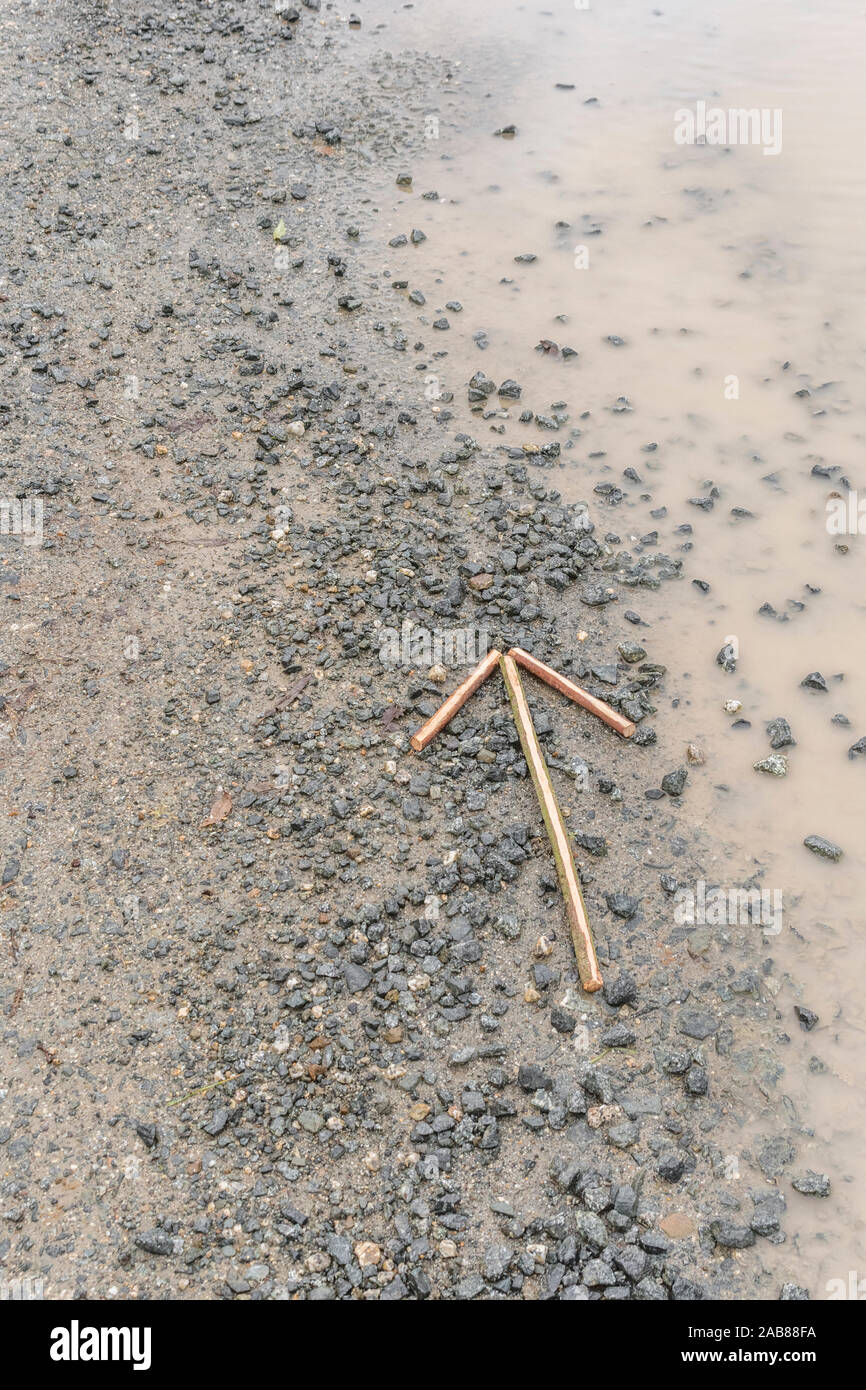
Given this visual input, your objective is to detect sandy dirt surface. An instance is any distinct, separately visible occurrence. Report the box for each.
[0,0,845,1301]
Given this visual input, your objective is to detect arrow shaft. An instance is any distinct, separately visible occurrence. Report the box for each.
[500,652,603,992]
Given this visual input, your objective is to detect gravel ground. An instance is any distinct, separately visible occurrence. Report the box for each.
[0,1,813,1301]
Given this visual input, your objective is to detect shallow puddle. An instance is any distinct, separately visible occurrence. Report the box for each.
[357,0,866,1295]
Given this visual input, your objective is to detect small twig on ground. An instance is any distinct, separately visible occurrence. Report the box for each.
[256,673,312,722]
[166,1075,237,1108]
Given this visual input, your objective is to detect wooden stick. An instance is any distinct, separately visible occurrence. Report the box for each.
[508,647,635,738]
[500,653,603,992]
[409,648,502,751]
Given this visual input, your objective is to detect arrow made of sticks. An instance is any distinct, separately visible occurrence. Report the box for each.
[409,647,635,994]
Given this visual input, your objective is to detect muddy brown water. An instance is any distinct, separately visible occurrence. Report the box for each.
[351,0,866,1295]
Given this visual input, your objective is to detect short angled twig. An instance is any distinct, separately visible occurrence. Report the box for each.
[410,648,501,751]
[509,647,635,738]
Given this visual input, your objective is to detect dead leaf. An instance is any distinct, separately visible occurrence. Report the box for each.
[201,789,232,827]
[381,703,403,729]
[7,684,37,713]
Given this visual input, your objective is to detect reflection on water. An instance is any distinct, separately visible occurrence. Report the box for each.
[358,0,866,1295]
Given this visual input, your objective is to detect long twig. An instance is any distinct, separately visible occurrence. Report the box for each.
[500,652,603,992]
